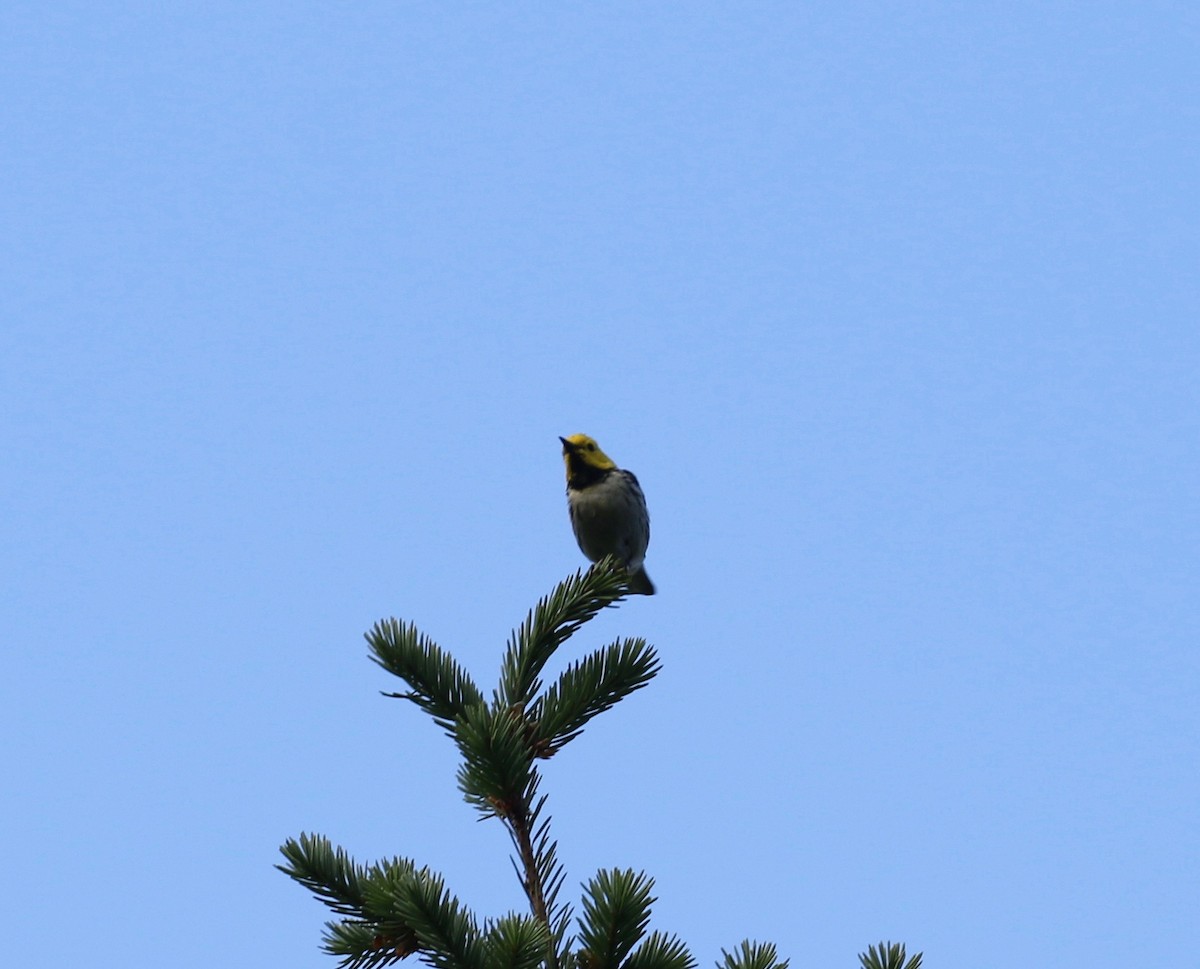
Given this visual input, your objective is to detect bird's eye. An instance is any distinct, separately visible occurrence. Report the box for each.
[586,443,595,451]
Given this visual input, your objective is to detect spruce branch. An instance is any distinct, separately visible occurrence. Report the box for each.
[858,942,921,969]
[576,869,656,969]
[497,559,631,709]
[623,932,697,969]
[526,795,571,946]
[454,704,536,819]
[451,702,570,969]
[277,837,426,969]
[483,915,553,969]
[277,833,369,917]
[367,619,485,731]
[716,942,788,969]
[382,870,484,969]
[528,638,659,757]
[500,781,570,969]
[322,920,413,969]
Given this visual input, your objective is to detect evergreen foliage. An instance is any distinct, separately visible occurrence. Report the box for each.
[716,942,787,969]
[858,943,921,969]
[279,557,919,969]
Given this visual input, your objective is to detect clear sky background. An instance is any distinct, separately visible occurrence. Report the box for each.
[2,3,1196,967]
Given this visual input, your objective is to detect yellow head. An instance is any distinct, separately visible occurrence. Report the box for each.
[560,433,617,481]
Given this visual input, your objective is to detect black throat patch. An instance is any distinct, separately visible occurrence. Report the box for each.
[566,455,611,490]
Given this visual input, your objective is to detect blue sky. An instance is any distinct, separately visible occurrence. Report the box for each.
[2,3,1196,967]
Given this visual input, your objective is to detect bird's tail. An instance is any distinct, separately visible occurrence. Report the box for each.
[627,566,656,596]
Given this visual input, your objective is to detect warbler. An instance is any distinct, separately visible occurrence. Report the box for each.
[560,434,655,595]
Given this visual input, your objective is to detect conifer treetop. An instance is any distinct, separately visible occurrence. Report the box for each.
[279,557,919,969]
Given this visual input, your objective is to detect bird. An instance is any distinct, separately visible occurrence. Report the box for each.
[559,434,655,595]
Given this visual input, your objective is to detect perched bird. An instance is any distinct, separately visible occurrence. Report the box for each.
[560,434,655,595]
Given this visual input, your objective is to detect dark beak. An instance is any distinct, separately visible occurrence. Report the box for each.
[559,436,573,453]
